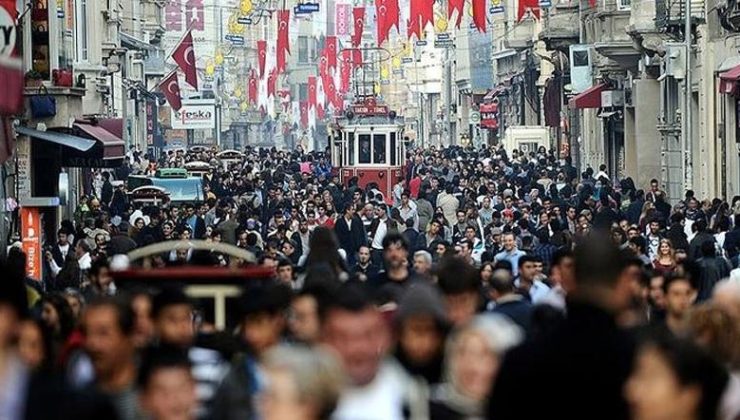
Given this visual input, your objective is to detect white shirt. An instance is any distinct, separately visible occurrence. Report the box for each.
[332,361,409,420]
[371,218,388,250]
[58,243,70,260]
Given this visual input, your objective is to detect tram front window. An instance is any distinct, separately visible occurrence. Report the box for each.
[359,134,371,164]
[373,134,386,164]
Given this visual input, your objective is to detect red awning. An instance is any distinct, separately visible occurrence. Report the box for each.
[569,83,608,109]
[483,86,505,102]
[98,118,124,139]
[719,65,740,95]
[74,121,125,160]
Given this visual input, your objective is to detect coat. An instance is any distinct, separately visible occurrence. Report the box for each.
[436,193,459,227]
[488,301,634,420]
[334,215,368,255]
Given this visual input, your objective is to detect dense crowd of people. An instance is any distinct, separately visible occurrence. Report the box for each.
[2,143,740,420]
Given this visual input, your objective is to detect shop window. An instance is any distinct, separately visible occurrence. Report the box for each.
[31,0,50,79]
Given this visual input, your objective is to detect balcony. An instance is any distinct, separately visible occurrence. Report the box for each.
[24,85,86,129]
[656,0,705,33]
[505,19,537,50]
[540,3,580,53]
[590,0,642,71]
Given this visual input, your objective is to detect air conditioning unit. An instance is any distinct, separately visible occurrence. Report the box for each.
[664,43,685,79]
[601,90,625,107]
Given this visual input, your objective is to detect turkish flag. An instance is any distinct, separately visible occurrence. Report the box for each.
[248,70,258,104]
[340,50,352,94]
[472,0,487,32]
[158,70,182,111]
[387,0,399,32]
[408,0,432,39]
[352,7,364,47]
[376,0,390,46]
[317,103,325,120]
[267,68,277,97]
[300,101,308,128]
[171,29,198,89]
[257,40,267,78]
[308,76,317,109]
[448,0,464,28]
[276,9,290,74]
[517,0,541,21]
[325,36,337,70]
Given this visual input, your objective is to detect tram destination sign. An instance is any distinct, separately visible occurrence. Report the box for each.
[352,104,389,115]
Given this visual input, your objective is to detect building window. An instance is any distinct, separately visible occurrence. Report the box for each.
[298,83,308,101]
[298,36,309,63]
[617,0,631,10]
[31,0,50,79]
[76,0,88,61]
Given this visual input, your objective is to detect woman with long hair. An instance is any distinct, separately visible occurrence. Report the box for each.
[304,227,348,281]
[652,239,677,276]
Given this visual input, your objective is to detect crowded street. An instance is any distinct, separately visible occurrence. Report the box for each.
[2,0,740,417]
[2,144,740,420]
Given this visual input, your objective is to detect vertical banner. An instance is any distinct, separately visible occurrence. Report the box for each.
[20,207,41,280]
[335,3,351,36]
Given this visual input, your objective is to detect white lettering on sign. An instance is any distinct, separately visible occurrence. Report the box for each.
[0,7,16,57]
[16,136,31,199]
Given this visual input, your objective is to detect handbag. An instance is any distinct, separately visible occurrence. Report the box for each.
[29,85,56,119]
[52,68,73,86]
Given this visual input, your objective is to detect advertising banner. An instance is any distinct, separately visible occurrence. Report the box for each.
[170,99,216,129]
[20,207,41,280]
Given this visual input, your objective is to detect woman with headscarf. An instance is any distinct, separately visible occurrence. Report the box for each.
[430,315,523,419]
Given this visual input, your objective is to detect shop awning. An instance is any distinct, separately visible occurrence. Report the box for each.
[15,126,96,151]
[74,121,125,160]
[568,83,608,109]
[483,86,505,102]
[719,65,740,95]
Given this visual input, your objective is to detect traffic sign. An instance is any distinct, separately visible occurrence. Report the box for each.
[237,17,253,24]
[295,3,320,14]
[416,40,428,46]
[470,111,481,124]
[402,57,413,64]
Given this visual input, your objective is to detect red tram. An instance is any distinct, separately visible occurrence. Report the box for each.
[329,98,407,203]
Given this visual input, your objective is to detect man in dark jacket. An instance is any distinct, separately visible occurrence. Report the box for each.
[488,235,634,420]
[723,214,740,263]
[666,212,690,252]
[625,190,644,226]
[488,268,533,333]
[334,204,368,266]
[696,241,731,302]
[688,219,714,262]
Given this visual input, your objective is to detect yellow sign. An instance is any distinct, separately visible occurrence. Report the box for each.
[392,56,401,68]
[380,65,389,79]
[228,13,245,35]
[240,0,253,15]
[215,50,224,65]
[240,101,249,112]
[491,0,502,6]
[235,87,243,98]
[205,60,215,76]
[434,13,448,33]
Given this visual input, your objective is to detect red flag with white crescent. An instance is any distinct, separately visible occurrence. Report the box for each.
[420,0,433,29]
[158,70,182,110]
[517,0,541,21]
[387,0,399,32]
[248,70,258,104]
[300,101,308,128]
[352,7,364,47]
[472,0,487,32]
[317,103,325,120]
[340,50,352,94]
[257,40,267,78]
[276,10,290,74]
[308,76,317,109]
[171,29,198,90]
[448,0,464,28]
[376,0,390,46]
[326,36,337,71]
[267,68,277,97]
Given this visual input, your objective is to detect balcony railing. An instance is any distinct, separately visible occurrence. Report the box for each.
[656,0,705,31]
